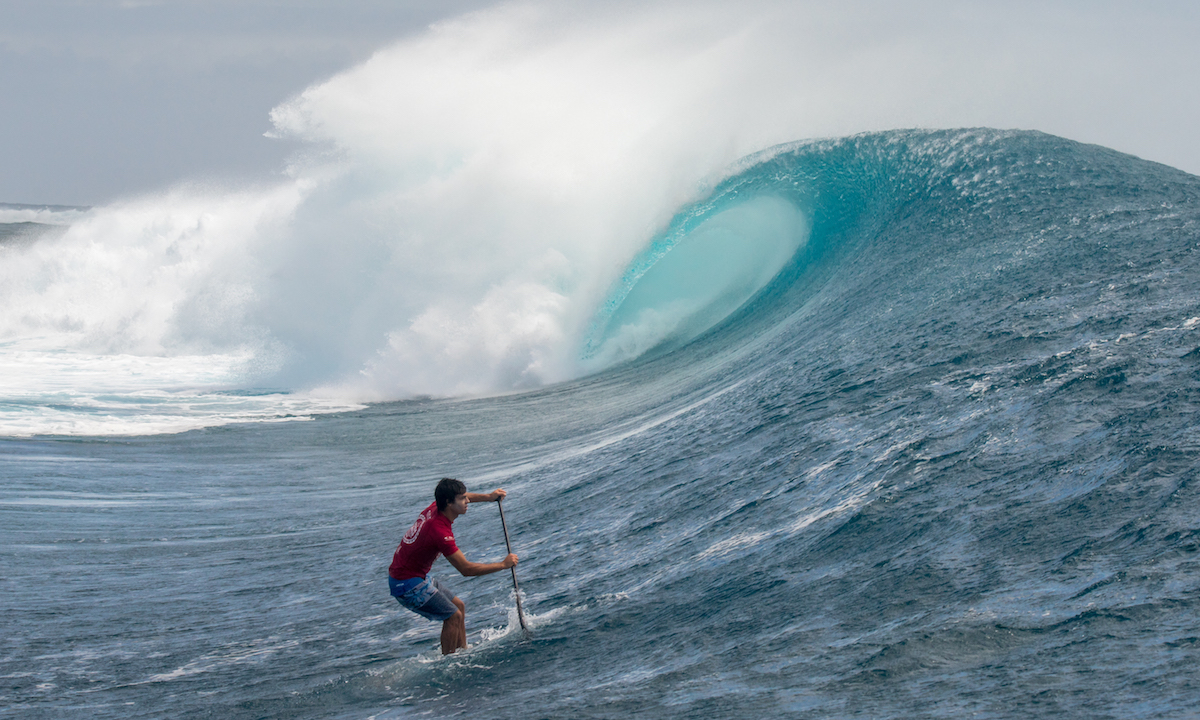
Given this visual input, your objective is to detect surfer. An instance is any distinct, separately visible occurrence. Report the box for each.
[388,478,518,655]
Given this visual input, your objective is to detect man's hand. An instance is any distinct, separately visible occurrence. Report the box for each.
[490,488,507,502]
[503,553,518,569]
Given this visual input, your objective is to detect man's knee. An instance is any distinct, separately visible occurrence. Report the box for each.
[445,597,464,623]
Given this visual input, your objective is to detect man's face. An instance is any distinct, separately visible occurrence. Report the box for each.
[450,493,469,515]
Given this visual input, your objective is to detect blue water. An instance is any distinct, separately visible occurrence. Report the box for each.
[5,129,1200,718]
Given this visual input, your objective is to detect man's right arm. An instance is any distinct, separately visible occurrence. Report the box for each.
[445,550,518,577]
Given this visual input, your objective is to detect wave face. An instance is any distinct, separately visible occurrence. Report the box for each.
[5,129,1200,718]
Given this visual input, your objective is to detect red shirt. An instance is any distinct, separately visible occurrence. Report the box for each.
[389,501,459,581]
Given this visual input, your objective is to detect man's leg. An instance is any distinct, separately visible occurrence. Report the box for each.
[453,597,467,650]
[440,597,467,655]
[440,610,461,655]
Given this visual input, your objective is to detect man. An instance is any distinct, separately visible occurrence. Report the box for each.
[388,478,518,655]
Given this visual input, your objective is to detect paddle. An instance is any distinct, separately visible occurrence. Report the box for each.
[497,498,531,637]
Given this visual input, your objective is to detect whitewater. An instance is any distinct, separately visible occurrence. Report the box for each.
[5,7,1200,719]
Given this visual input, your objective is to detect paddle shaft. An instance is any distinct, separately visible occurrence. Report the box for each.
[497,499,530,634]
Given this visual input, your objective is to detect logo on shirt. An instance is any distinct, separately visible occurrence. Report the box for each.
[402,509,430,545]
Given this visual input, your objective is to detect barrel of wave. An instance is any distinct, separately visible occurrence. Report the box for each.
[585,195,809,367]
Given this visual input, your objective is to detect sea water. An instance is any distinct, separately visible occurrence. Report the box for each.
[4,129,1200,718]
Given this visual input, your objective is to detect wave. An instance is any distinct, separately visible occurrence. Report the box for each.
[4,124,1196,437]
[3,4,1198,437]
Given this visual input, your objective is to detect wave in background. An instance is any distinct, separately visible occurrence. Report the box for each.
[0,4,826,437]
[3,1,1197,438]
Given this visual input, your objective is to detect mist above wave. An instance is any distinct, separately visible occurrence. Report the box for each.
[264,4,792,398]
[3,3,821,408]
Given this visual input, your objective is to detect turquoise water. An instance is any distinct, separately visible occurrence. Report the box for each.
[4,129,1200,718]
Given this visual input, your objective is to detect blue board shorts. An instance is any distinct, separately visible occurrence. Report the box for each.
[389,575,458,622]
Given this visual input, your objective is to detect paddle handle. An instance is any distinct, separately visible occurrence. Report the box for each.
[497,499,530,635]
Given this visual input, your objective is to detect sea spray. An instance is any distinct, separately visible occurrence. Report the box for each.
[1,4,798,418]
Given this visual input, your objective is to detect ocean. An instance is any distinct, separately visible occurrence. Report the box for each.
[4,128,1200,718]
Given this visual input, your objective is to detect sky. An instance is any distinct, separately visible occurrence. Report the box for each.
[2,0,1199,207]
[0,0,493,205]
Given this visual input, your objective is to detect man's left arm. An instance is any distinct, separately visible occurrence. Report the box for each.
[465,488,506,503]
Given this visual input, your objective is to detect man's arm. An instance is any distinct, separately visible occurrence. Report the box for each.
[465,488,506,503]
[445,550,518,577]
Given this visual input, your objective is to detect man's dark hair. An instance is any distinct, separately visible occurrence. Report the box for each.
[435,477,467,511]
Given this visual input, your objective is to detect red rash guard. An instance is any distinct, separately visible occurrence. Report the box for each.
[389,501,459,581]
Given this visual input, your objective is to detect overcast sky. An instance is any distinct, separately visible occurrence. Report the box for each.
[0,0,493,205]
[3,0,1199,206]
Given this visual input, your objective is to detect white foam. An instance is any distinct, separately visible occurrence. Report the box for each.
[0,341,362,437]
[145,637,302,683]
[0,205,91,225]
[697,531,772,560]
